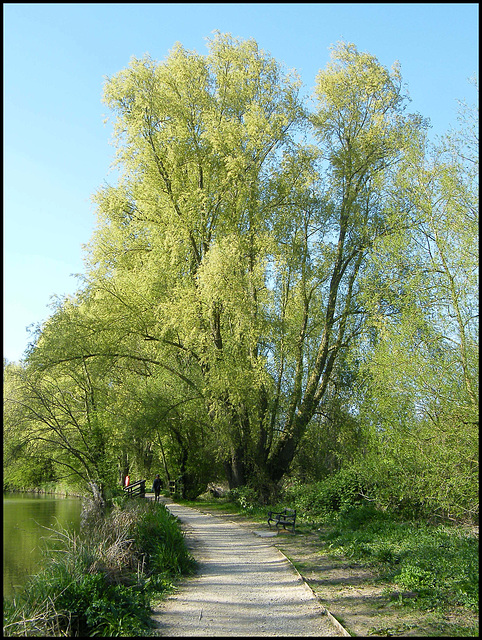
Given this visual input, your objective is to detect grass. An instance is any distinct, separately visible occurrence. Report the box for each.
[320,504,478,614]
[3,499,196,637]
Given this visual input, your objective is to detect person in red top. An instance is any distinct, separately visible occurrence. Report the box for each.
[124,475,130,487]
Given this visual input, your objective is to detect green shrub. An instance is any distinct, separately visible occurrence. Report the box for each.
[53,572,151,636]
[284,468,367,520]
[3,500,195,636]
[227,486,261,512]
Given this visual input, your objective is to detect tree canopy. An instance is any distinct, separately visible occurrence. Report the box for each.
[4,35,478,518]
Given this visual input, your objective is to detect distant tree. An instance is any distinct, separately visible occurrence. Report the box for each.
[9,301,128,503]
[3,360,57,489]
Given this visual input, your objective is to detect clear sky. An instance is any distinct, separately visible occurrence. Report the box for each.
[3,3,478,363]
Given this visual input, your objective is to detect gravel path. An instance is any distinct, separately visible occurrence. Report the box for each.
[151,498,343,637]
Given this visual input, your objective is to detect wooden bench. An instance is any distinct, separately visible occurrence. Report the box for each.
[267,508,296,533]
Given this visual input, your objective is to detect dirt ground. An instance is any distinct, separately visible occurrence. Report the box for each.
[177,502,478,637]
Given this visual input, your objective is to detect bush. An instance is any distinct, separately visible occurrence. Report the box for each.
[227,486,261,512]
[53,572,151,636]
[284,468,367,521]
[356,419,479,524]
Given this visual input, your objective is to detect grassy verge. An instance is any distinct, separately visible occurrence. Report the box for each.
[3,499,196,637]
[319,504,478,613]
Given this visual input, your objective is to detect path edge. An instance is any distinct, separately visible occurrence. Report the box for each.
[273,544,352,637]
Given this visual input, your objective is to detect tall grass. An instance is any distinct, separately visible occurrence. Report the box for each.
[3,500,195,637]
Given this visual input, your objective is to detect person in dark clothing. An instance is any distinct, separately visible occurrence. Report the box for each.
[152,474,162,502]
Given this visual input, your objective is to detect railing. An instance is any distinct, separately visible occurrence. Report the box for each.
[124,479,146,498]
[169,478,184,497]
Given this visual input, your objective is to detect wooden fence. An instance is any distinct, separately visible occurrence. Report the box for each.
[123,479,146,498]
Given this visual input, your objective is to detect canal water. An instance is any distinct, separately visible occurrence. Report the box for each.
[3,493,82,598]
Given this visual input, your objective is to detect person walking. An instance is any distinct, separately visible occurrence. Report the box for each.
[152,474,162,502]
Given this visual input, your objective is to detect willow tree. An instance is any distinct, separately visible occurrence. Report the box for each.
[4,335,118,503]
[55,36,425,495]
[263,43,426,484]
[82,33,308,491]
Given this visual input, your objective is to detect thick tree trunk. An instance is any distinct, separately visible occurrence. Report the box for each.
[266,212,361,486]
[224,447,247,489]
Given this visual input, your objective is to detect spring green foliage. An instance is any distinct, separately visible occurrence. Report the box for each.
[3,500,195,637]
[351,90,479,521]
[3,355,120,501]
[3,35,478,519]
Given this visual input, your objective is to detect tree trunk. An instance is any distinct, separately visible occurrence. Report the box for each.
[118,452,130,487]
[158,433,171,487]
[224,446,247,489]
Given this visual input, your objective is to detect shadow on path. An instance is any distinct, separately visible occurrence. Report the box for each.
[150,498,344,637]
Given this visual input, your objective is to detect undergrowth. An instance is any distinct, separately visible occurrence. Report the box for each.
[320,504,478,614]
[3,499,195,637]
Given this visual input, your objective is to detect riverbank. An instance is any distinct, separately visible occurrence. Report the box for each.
[3,482,84,497]
[4,493,83,600]
[3,499,195,637]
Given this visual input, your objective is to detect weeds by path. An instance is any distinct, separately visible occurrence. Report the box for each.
[3,500,195,637]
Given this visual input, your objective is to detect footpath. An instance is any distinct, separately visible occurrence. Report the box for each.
[150,497,347,637]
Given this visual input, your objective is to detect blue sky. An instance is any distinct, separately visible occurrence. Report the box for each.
[4,3,478,363]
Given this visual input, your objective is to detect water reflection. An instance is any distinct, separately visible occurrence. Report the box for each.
[3,493,82,598]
